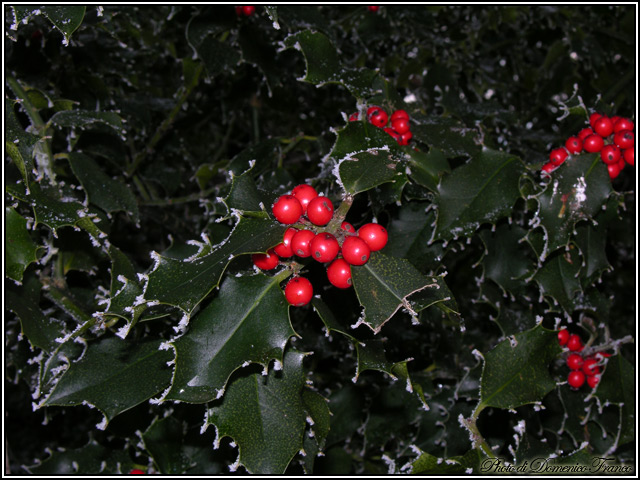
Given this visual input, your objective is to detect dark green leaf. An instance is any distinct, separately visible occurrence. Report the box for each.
[166,270,295,403]
[5,207,41,282]
[186,9,240,78]
[204,351,309,474]
[5,98,39,184]
[411,116,482,158]
[144,215,287,314]
[338,149,406,195]
[532,247,582,314]
[408,147,451,192]
[141,416,196,474]
[573,222,610,283]
[432,148,526,242]
[44,337,173,425]
[300,388,331,473]
[68,152,139,222]
[478,324,561,410]
[49,110,123,132]
[40,6,86,43]
[223,166,268,214]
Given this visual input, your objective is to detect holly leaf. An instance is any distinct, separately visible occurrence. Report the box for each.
[144,215,287,314]
[411,116,482,158]
[407,147,451,192]
[300,388,332,473]
[40,6,86,44]
[165,270,296,403]
[5,98,39,185]
[532,247,582,314]
[49,110,123,132]
[204,351,310,474]
[5,207,42,282]
[67,152,139,222]
[526,154,612,261]
[351,252,453,333]
[432,148,526,242]
[478,324,561,410]
[337,148,407,196]
[283,29,379,98]
[43,337,173,426]
[222,165,268,215]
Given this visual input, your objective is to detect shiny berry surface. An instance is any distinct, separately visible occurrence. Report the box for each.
[557,329,570,346]
[341,236,371,266]
[284,277,313,306]
[291,184,318,214]
[568,370,585,388]
[327,258,353,289]
[583,134,605,153]
[252,248,279,270]
[273,227,298,258]
[358,223,388,251]
[310,232,340,263]
[291,229,316,257]
[272,195,303,224]
[306,196,334,226]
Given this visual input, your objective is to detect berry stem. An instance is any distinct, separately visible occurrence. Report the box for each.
[325,193,354,234]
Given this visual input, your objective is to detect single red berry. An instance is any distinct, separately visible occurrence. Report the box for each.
[617,158,626,173]
[383,127,401,141]
[567,334,584,352]
[341,221,356,235]
[272,195,303,225]
[610,115,621,125]
[397,130,413,145]
[568,370,585,389]
[306,196,334,226]
[391,118,411,135]
[600,144,621,165]
[564,136,582,154]
[273,227,298,258]
[589,112,603,129]
[367,6,380,12]
[577,127,594,141]
[291,184,318,214]
[358,223,388,252]
[284,276,313,306]
[310,232,340,263]
[557,329,570,346]
[613,117,634,133]
[349,112,359,122]
[129,469,146,474]
[549,147,569,166]
[327,258,353,289]
[242,5,255,16]
[613,130,634,150]
[541,162,556,174]
[607,162,622,180]
[566,353,584,370]
[586,374,600,388]
[341,236,371,266]
[582,358,601,376]
[593,116,614,138]
[368,108,389,128]
[252,248,279,270]
[582,134,605,153]
[290,229,316,258]
[390,109,410,122]
[623,148,634,166]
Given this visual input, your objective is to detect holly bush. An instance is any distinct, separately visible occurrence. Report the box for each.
[4,5,636,475]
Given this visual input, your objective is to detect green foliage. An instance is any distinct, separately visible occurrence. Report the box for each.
[4,4,636,475]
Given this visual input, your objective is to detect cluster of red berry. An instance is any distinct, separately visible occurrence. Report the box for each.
[544,112,635,179]
[349,107,414,146]
[235,5,255,16]
[558,329,610,389]
[252,184,388,306]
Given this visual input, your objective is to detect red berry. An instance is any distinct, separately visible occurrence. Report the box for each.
[349,112,359,122]
[589,112,603,129]
[327,258,353,289]
[583,134,605,153]
[623,148,634,166]
[564,136,582,154]
[617,158,626,173]
[587,374,600,388]
[272,195,303,224]
[566,353,584,370]
[391,118,410,135]
[291,184,318,214]
[610,115,621,125]
[341,236,371,266]
[290,229,316,258]
[358,223,388,251]
[235,6,243,15]
[306,196,334,226]
[593,116,614,138]
[567,334,584,352]
[557,329,570,346]
[582,358,601,376]
[568,370,585,389]
[613,130,634,150]
[129,469,145,474]
[607,162,622,180]
[341,221,356,234]
[383,127,401,141]
[252,248,279,270]
[613,117,634,133]
[242,6,255,16]
[284,276,313,306]
[367,6,380,12]
[541,162,556,174]
[577,127,594,141]
[397,130,413,145]
[549,147,569,166]
[368,107,389,128]
[310,232,340,263]
[600,144,621,165]
[390,109,410,122]
[273,227,298,258]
